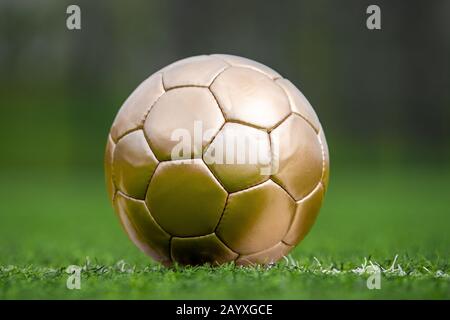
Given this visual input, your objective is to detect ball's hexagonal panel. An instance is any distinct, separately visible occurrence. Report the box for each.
[276,78,321,133]
[210,67,290,129]
[162,55,228,89]
[204,122,271,192]
[144,87,225,161]
[235,242,292,266]
[270,114,323,201]
[112,130,158,199]
[212,54,281,80]
[146,159,228,237]
[104,135,115,202]
[110,73,164,142]
[216,180,295,255]
[319,128,330,189]
[114,192,171,265]
[171,233,238,265]
[283,183,324,246]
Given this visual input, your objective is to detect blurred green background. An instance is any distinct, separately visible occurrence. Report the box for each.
[0,0,449,299]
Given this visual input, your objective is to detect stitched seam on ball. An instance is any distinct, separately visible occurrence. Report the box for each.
[237,241,288,261]
[113,74,165,144]
[210,55,280,81]
[170,233,239,255]
[213,231,240,256]
[108,135,117,199]
[223,119,268,131]
[208,67,283,131]
[142,162,160,223]
[214,232,240,256]
[208,64,231,85]
[269,177,296,202]
[282,181,324,247]
[200,158,228,192]
[208,87,227,122]
[292,111,319,134]
[164,84,210,91]
[213,194,229,232]
[268,111,292,133]
[208,54,232,67]
[114,127,142,145]
[142,158,160,200]
[118,189,173,240]
[317,128,327,185]
[202,121,226,159]
[241,65,279,81]
[142,196,169,233]
[115,191,172,264]
[140,73,165,132]
[274,79,319,134]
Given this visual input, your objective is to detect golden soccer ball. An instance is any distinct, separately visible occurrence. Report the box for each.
[105,54,329,266]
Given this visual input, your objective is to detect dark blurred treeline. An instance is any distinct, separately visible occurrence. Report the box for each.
[0,0,449,172]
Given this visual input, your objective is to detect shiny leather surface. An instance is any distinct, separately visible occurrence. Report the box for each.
[204,122,271,192]
[110,73,164,142]
[146,159,227,237]
[216,180,295,255]
[105,54,329,266]
[212,54,281,80]
[171,234,238,266]
[112,130,158,199]
[276,78,321,132]
[114,192,171,265]
[144,87,224,161]
[210,67,291,129]
[162,55,228,89]
[283,183,325,246]
[236,242,292,266]
[270,114,323,200]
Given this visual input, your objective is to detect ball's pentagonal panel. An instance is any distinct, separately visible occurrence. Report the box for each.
[112,130,158,199]
[210,67,290,129]
[318,129,330,189]
[110,73,164,142]
[104,135,116,202]
[204,122,271,192]
[212,54,281,80]
[146,159,227,237]
[171,233,238,265]
[162,55,228,89]
[114,192,171,265]
[217,180,295,254]
[235,242,292,266]
[144,87,224,161]
[283,183,324,246]
[270,114,323,201]
[276,78,320,133]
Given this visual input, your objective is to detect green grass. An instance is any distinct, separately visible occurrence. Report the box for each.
[0,166,449,299]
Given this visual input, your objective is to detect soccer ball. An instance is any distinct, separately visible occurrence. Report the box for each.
[104,54,329,266]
